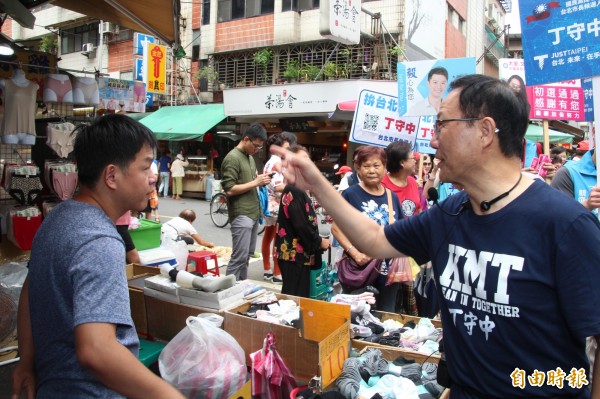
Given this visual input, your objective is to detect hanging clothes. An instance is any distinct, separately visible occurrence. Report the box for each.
[43,74,74,103]
[46,122,77,158]
[72,76,99,106]
[1,78,38,143]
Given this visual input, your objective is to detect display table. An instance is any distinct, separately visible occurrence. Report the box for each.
[182,171,210,198]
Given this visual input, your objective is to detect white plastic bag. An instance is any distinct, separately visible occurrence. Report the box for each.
[161,232,189,271]
[159,316,247,398]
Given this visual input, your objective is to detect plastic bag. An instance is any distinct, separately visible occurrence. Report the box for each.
[161,232,189,271]
[251,332,297,399]
[159,316,247,399]
[386,257,414,286]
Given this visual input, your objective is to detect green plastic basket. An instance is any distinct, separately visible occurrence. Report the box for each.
[129,219,162,251]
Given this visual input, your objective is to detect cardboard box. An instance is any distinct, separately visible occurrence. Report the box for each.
[178,283,246,310]
[351,311,442,364]
[224,294,351,387]
[143,286,180,304]
[144,294,221,341]
[228,380,251,399]
[144,274,179,296]
[126,264,161,336]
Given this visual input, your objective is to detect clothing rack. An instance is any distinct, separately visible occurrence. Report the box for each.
[0,60,108,77]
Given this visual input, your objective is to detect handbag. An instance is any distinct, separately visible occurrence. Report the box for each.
[336,253,382,292]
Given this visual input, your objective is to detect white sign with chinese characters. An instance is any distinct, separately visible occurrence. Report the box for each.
[350,89,422,149]
[319,0,361,45]
[223,80,398,117]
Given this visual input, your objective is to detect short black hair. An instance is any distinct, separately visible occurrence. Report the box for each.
[266,131,297,151]
[73,113,157,188]
[428,67,448,81]
[550,146,566,155]
[450,74,529,159]
[385,141,412,173]
[242,123,268,141]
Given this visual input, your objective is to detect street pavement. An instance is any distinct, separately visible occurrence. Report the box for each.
[154,194,281,288]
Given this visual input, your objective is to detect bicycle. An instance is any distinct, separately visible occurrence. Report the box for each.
[209,191,265,234]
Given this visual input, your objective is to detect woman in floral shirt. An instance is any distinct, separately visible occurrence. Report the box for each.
[275,145,329,297]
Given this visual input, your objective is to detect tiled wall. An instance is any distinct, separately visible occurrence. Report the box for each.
[446,23,467,58]
[108,40,135,73]
[215,15,274,52]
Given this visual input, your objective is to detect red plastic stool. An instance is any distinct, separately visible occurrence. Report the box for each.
[187,250,220,276]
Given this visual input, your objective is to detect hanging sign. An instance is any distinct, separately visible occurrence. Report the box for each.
[143,43,167,94]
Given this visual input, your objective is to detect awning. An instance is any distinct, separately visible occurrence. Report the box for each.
[328,99,357,121]
[525,124,574,144]
[51,0,180,45]
[139,104,226,141]
[126,112,153,121]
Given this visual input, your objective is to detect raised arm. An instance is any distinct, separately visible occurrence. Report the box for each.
[271,145,402,259]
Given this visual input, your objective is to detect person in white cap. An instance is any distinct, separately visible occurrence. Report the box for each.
[170,153,189,200]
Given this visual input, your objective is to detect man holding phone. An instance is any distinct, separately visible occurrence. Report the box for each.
[221,123,272,280]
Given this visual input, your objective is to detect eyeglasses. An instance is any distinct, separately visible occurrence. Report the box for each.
[433,117,484,135]
[423,162,432,166]
[249,140,263,150]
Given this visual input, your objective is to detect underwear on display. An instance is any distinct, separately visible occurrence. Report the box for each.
[43,74,74,103]
[46,122,76,158]
[72,77,99,106]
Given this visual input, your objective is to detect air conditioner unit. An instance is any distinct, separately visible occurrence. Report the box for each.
[82,43,95,53]
[101,22,119,35]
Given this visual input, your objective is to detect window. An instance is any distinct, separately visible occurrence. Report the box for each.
[120,70,133,81]
[60,22,99,55]
[202,0,211,25]
[217,0,275,22]
[192,29,201,60]
[198,60,209,92]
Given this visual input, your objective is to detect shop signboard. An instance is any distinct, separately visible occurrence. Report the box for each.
[518,0,600,86]
[350,89,422,150]
[143,43,167,94]
[319,0,361,45]
[134,32,154,56]
[223,80,398,117]
[397,57,476,117]
[98,77,147,113]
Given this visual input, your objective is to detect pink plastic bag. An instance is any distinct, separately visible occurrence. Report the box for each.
[251,333,297,399]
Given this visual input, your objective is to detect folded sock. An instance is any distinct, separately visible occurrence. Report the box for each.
[336,358,363,399]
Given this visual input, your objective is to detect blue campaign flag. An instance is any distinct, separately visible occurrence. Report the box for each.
[519,1,600,86]
[582,78,594,122]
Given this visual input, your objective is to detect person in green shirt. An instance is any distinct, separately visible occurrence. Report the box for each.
[220,123,271,280]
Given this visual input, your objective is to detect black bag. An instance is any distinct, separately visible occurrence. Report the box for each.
[414,264,439,318]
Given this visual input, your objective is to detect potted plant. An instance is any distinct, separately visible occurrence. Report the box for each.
[389,45,405,60]
[196,66,220,89]
[301,64,321,82]
[323,61,338,80]
[39,34,58,54]
[283,60,300,82]
[253,48,273,84]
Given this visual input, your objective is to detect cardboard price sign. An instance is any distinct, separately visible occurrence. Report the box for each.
[319,334,349,387]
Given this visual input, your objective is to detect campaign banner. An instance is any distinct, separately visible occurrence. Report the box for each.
[519,0,600,85]
[526,84,585,121]
[350,89,421,150]
[98,78,147,113]
[582,78,595,122]
[143,43,167,94]
[397,57,476,117]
